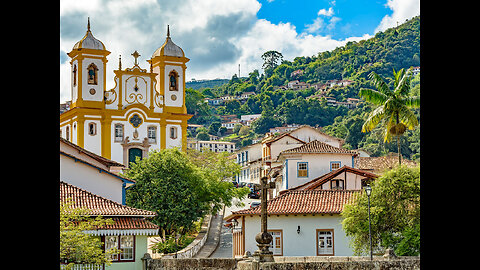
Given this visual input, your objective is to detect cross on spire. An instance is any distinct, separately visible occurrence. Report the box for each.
[167,25,170,38]
[87,17,90,31]
[131,50,141,66]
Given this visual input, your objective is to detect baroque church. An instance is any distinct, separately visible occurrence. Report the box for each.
[60,19,192,167]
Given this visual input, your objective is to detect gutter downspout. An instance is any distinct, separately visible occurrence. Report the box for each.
[285,159,289,189]
[122,182,126,205]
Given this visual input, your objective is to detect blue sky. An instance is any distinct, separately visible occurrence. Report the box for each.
[60,0,419,103]
[257,0,392,39]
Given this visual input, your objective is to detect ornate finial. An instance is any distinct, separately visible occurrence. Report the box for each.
[119,55,122,70]
[87,17,90,31]
[167,25,170,38]
[131,50,141,66]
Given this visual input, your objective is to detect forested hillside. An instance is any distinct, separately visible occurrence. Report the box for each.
[186,16,420,160]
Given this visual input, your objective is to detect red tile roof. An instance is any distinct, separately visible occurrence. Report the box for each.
[60,181,156,217]
[98,217,158,230]
[230,190,360,217]
[354,154,417,174]
[280,140,357,155]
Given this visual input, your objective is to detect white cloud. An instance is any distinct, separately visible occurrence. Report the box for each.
[374,0,420,33]
[59,0,376,103]
[318,7,334,16]
[305,17,325,33]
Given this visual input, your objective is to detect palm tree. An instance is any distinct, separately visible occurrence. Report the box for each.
[359,67,420,165]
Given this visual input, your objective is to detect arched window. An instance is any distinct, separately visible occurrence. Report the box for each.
[73,64,77,86]
[87,63,98,85]
[88,122,97,136]
[169,70,178,91]
[170,127,177,139]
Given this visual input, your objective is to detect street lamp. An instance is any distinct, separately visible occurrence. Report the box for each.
[365,184,373,261]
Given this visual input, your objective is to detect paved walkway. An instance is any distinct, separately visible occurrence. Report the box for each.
[209,218,232,258]
[193,210,224,258]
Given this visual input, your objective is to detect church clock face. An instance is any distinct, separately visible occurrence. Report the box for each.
[89,88,96,95]
[171,94,177,101]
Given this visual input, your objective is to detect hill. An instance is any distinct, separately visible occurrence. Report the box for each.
[186,79,229,90]
[185,16,420,160]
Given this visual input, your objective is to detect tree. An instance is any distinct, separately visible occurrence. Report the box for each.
[208,121,222,135]
[342,165,420,256]
[60,199,116,269]
[359,68,419,165]
[124,149,210,237]
[196,131,210,141]
[251,115,282,134]
[187,149,250,214]
[262,50,283,77]
[124,148,249,242]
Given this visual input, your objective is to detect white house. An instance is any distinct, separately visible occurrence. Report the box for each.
[60,137,135,205]
[236,143,263,184]
[221,121,237,130]
[226,190,361,257]
[274,140,358,197]
[226,165,377,258]
[233,125,346,190]
[187,139,236,153]
[60,181,158,270]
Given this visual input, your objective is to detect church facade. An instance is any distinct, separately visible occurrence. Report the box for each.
[60,20,192,167]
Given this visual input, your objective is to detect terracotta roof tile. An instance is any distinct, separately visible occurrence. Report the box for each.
[99,217,158,230]
[231,190,360,216]
[60,181,156,217]
[354,154,417,174]
[280,140,357,155]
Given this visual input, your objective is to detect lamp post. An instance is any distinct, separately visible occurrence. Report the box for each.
[365,184,373,261]
[252,175,274,262]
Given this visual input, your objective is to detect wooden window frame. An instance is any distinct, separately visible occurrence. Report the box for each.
[267,229,283,256]
[114,124,124,142]
[103,235,136,262]
[330,179,344,190]
[316,229,334,256]
[147,126,157,143]
[330,161,341,171]
[297,162,308,178]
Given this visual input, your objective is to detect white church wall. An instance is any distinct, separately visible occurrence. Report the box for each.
[166,123,182,149]
[81,57,104,102]
[83,118,102,154]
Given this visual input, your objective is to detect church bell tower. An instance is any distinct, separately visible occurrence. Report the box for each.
[68,18,110,109]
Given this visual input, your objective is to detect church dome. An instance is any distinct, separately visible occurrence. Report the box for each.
[72,18,106,51]
[152,25,185,58]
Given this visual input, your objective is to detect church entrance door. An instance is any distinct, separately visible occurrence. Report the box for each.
[128,148,143,165]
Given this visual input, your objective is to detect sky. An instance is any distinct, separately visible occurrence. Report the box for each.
[60,0,420,103]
